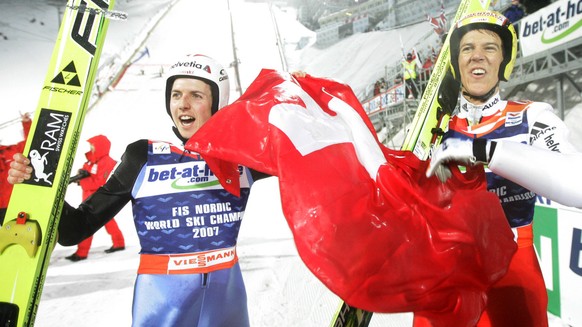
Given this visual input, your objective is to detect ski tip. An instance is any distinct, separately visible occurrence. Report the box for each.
[65,4,128,21]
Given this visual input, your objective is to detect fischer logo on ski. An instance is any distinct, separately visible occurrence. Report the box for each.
[50,61,82,86]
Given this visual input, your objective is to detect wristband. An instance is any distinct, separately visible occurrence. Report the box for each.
[473,138,488,163]
[488,141,497,161]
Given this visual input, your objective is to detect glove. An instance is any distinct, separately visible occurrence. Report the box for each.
[426,138,495,182]
[69,169,90,185]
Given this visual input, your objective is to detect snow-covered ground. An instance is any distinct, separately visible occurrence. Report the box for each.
[0,0,578,326]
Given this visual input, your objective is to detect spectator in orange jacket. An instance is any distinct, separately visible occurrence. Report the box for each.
[0,113,32,225]
[66,134,125,261]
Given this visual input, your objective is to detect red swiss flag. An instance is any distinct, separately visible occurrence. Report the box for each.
[186,69,516,327]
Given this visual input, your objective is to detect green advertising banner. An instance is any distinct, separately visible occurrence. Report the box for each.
[534,198,582,325]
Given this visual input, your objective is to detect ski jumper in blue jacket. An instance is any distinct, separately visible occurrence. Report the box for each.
[55,54,269,327]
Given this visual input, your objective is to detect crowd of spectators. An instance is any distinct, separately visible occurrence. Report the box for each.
[369,44,440,102]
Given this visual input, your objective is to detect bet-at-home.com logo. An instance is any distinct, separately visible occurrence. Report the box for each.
[521,0,582,44]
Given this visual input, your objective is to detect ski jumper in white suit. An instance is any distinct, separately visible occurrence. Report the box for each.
[419,11,582,326]
[443,93,582,326]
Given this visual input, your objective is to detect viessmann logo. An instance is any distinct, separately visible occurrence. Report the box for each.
[522,0,582,44]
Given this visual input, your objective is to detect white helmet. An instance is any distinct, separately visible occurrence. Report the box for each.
[165,54,230,116]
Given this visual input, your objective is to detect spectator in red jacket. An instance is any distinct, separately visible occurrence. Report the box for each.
[0,113,32,225]
[66,134,125,261]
